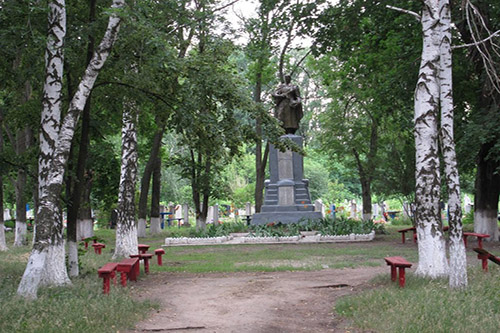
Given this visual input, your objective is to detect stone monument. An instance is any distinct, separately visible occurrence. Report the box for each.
[251,75,322,225]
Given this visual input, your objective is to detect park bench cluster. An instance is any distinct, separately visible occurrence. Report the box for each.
[82,240,166,294]
[385,226,499,288]
[397,226,490,249]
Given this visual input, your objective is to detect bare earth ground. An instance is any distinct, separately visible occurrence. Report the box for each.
[127,237,499,333]
[127,264,386,333]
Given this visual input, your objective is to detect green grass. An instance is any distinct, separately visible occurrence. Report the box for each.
[0,231,158,333]
[1,224,497,332]
[335,267,500,333]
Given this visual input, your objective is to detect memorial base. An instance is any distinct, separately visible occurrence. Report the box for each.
[251,134,322,225]
[251,211,322,225]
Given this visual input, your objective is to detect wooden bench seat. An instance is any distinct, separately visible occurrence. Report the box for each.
[463,232,490,249]
[97,263,118,294]
[117,257,140,287]
[138,244,150,254]
[384,256,412,287]
[155,248,165,266]
[397,227,416,244]
[130,253,154,274]
[92,242,106,254]
[473,248,500,272]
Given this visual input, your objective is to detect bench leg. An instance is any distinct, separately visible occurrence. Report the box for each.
[144,258,150,274]
[102,275,111,294]
[390,265,397,282]
[120,271,128,287]
[478,238,484,249]
[478,254,489,272]
[413,232,417,243]
[463,235,468,248]
[401,232,406,244]
[157,254,163,266]
[398,267,407,287]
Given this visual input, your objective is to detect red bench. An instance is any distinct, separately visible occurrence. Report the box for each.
[384,256,412,287]
[398,226,450,244]
[463,232,490,249]
[117,257,140,286]
[130,253,154,274]
[155,248,165,266]
[97,263,118,294]
[473,248,500,272]
[398,227,417,244]
[138,244,150,254]
[92,242,106,254]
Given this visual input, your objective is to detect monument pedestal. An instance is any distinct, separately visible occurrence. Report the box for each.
[251,135,322,225]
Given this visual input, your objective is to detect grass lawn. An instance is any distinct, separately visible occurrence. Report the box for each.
[0,224,498,332]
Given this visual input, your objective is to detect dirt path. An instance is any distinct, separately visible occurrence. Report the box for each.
[128,266,387,332]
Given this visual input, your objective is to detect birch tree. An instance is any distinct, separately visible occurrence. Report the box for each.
[17,0,125,299]
[389,0,467,283]
[0,112,7,252]
[113,102,139,258]
[438,0,467,288]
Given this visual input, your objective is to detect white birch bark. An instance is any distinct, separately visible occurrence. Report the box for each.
[150,217,161,234]
[414,0,448,278]
[0,116,6,251]
[474,211,499,241]
[114,103,139,258]
[438,0,467,288]
[0,222,6,251]
[14,222,28,246]
[18,0,125,299]
[68,240,79,277]
[77,218,94,239]
[137,218,147,238]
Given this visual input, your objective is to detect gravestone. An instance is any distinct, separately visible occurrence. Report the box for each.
[213,204,219,224]
[314,199,325,217]
[372,204,379,218]
[350,200,357,219]
[207,206,214,224]
[182,204,190,227]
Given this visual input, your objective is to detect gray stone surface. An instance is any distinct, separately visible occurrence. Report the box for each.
[252,134,321,225]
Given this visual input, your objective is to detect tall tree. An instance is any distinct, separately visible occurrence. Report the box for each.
[114,101,139,258]
[455,0,500,243]
[66,0,98,277]
[0,111,7,252]
[17,0,125,299]
[244,0,323,212]
[313,0,419,219]
[438,0,467,288]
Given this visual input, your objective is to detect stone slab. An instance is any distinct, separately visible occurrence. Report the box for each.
[251,211,322,225]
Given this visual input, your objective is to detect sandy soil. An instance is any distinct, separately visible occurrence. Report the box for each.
[127,265,387,333]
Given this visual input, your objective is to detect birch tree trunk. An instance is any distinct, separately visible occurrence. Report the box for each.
[474,146,500,242]
[17,0,125,299]
[438,0,467,288]
[414,0,448,278]
[113,102,139,258]
[0,120,6,251]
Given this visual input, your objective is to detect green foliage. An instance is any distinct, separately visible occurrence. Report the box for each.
[313,216,385,235]
[389,216,413,226]
[462,211,474,225]
[335,268,500,333]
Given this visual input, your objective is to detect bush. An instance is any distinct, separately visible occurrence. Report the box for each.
[390,216,413,226]
[462,211,474,225]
